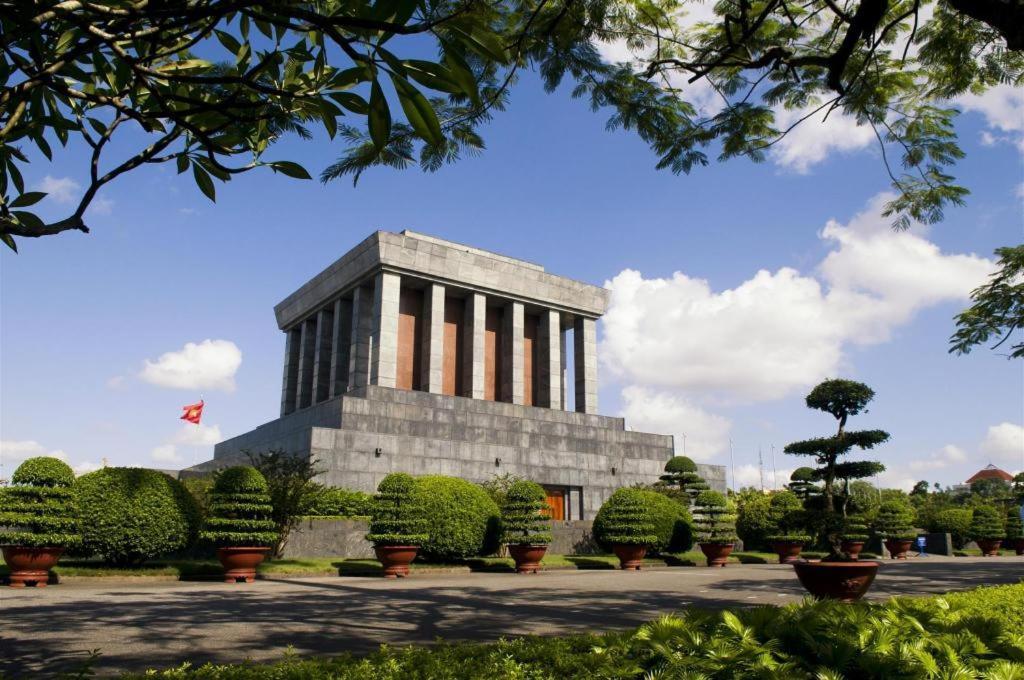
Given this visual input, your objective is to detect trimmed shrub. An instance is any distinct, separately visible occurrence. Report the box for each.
[0,457,78,548]
[841,514,869,541]
[409,475,499,560]
[1007,507,1023,541]
[787,467,819,500]
[366,473,428,547]
[929,508,973,549]
[75,467,200,565]
[873,500,916,540]
[736,491,773,551]
[593,488,658,547]
[694,490,736,544]
[969,505,1005,541]
[639,490,693,553]
[306,487,374,517]
[199,466,277,547]
[766,490,810,543]
[500,480,552,546]
[659,456,708,504]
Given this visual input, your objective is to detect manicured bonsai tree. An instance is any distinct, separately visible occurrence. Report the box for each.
[1006,507,1024,555]
[0,457,79,587]
[694,490,737,567]
[766,490,811,564]
[367,473,428,578]
[840,514,870,559]
[593,488,658,570]
[787,467,819,500]
[873,500,916,559]
[500,480,552,574]
[969,505,1005,556]
[660,456,709,505]
[408,475,499,562]
[200,466,278,583]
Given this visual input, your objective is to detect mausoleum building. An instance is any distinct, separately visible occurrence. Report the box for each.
[189,230,725,519]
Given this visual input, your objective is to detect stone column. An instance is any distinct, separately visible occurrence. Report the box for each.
[421,283,446,393]
[280,327,301,416]
[462,293,486,399]
[537,309,561,409]
[560,328,567,410]
[501,301,524,405]
[370,271,401,388]
[311,306,334,404]
[348,285,374,390]
[329,298,352,397]
[574,316,598,414]
[295,317,317,410]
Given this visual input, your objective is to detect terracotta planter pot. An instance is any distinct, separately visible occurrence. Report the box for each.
[374,545,419,578]
[611,544,647,570]
[216,546,270,583]
[841,540,866,560]
[508,544,547,574]
[793,560,879,602]
[1012,538,1024,556]
[699,542,734,567]
[884,539,913,560]
[2,546,64,588]
[977,539,1002,557]
[772,541,805,565]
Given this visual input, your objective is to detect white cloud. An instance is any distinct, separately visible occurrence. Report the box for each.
[89,195,114,215]
[771,107,876,173]
[0,440,99,479]
[140,339,242,392]
[906,444,969,472]
[602,193,995,402]
[73,461,102,475]
[173,423,222,447]
[958,84,1024,151]
[151,445,183,464]
[980,423,1024,469]
[620,386,731,461]
[36,175,81,204]
[732,464,796,491]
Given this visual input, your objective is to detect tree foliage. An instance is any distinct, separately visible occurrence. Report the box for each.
[0,457,78,549]
[246,449,323,558]
[499,479,551,546]
[950,246,1024,360]
[200,466,278,547]
[366,472,429,547]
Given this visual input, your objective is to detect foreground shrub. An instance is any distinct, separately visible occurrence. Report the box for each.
[199,467,277,547]
[366,473,428,547]
[410,475,499,560]
[694,490,736,544]
[0,457,78,548]
[76,467,199,565]
[306,487,373,517]
[500,480,551,546]
[638,490,692,553]
[929,507,973,549]
[970,504,1005,541]
[593,488,657,548]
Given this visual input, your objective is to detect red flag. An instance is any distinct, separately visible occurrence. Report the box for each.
[180,400,204,424]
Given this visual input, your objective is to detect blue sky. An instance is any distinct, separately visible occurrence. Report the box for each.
[2,69,1022,490]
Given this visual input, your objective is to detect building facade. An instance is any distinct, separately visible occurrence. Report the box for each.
[188,230,725,518]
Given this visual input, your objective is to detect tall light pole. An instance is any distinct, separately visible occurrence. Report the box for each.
[729,438,736,494]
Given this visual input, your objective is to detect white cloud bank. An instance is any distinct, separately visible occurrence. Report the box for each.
[980,423,1024,470]
[36,175,81,203]
[150,423,223,468]
[140,339,242,392]
[621,386,731,461]
[0,440,99,477]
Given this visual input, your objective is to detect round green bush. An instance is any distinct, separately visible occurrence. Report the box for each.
[307,487,374,517]
[367,473,428,547]
[200,466,278,547]
[500,480,552,546]
[766,490,810,543]
[929,508,973,549]
[75,467,200,565]
[639,490,693,553]
[873,500,915,540]
[664,456,697,474]
[787,468,819,501]
[694,490,737,544]
[409,475,500,560]
[0,457,78,548]
[1006,508,1023,540]
[969,505,1005,541]
[736,491,773,551]
[593,488,658,548]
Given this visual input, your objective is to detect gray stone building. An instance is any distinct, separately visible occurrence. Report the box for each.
[186,230,725,519]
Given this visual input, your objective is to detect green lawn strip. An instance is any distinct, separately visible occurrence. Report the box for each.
[954,548,1010,557]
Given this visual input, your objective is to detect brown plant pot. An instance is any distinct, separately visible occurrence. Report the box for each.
[216,546,270,583]
[884,539,913,560]
[611,544,647,570]
[1012,537,1024,556]
[841,540,866,560]
[508,544,547,574]
[793,560,879,602]
[374,545,419,579]
[699,542,734,567]
[772,541,805,565]
[977,539,1002,557]
[2,546,64,588]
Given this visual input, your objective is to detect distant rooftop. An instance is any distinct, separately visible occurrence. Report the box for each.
[400,230,545,272]
[965,464,1013,484]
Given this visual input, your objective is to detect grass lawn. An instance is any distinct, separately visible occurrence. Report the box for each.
[954,548,1015,557]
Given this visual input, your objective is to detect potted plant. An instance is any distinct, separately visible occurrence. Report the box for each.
[200,466,278,583]
[1007,507,1024,556]
[0,457,79,587]
[660,456,709,506]
[593,488,658,570]
[366,473,428,578]
[873,501,916,559]
[840,514,869,559]
[766,490,810,564]
[785,379,889,601]
[500,480,552,574]
[970,505,1005,557]
[695,490,737,567]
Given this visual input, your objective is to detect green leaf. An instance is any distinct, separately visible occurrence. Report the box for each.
[390,74,443,146]
[368,80,391,150]
[192,163,216,202]
[10,191,46,208]
[442,50,481,107]
[11,210,44,231]
[330,92,369,115]
[215,30,242,56]
[176,154,189,174]
[404,60,465,95]
[157,59,212,74]
[450,26,508,64]
[269,161,312,179]
[0,232,17,253]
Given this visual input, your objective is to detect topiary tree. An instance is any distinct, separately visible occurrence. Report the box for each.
[787,468,820,501]
[736,490,773,552]
[500,480,551,547]
[766,490,810,544]
[873,501,916,540]
[970,505,1005,541]
[930,508,973,549]
[366,473,428,547]
[593,488,658,548]
[409,475,500,561]
[75,467,200,566]
[694,490,737,545]
[638,490,693,554]
[840,514,870,542]
[199,467,277,548]
[660,457,709,505]
[1006,508,1024,542]
[0,457,78,549]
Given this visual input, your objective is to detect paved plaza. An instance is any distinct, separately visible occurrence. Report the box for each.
[1,557,1021,677]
